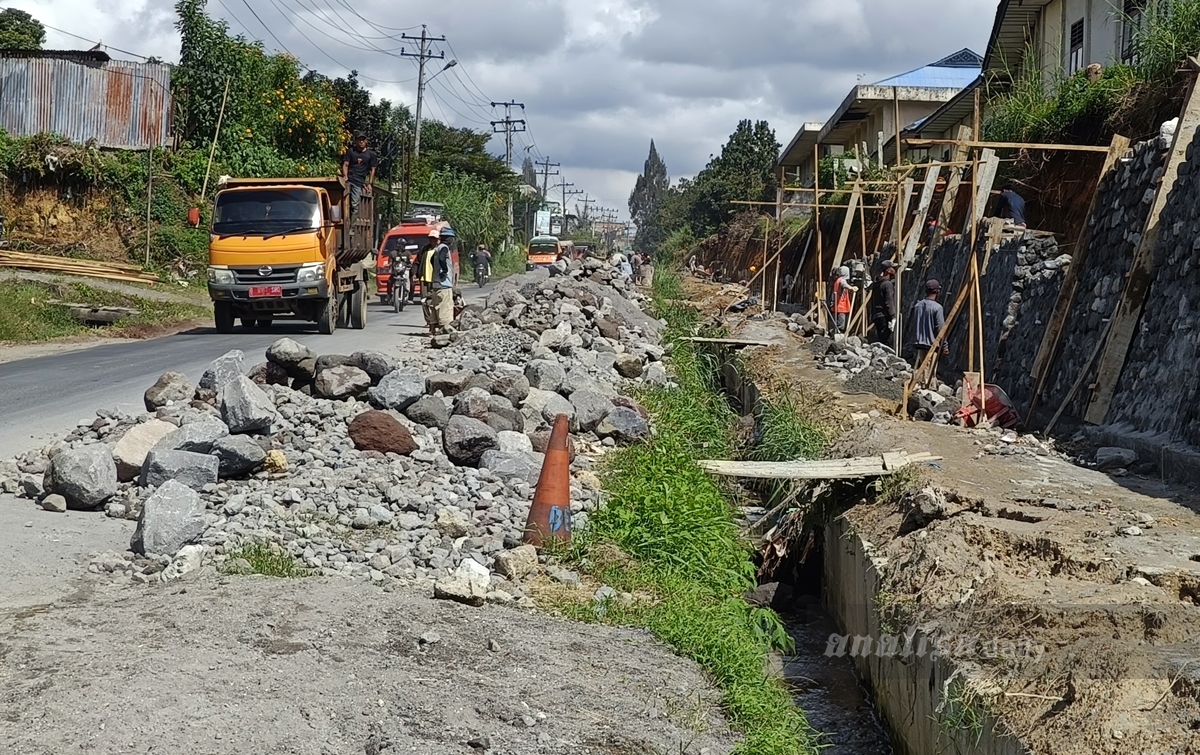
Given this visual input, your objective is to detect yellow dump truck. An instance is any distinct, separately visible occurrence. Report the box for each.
[206,177,374,334]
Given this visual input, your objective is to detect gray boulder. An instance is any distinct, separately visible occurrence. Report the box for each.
[491,372,530,405]
[426,371,474,397]
[144,372,194,411]
[140,450,219,491]
[480,450,542,486]
[443,415,499,467]
[367,371,426,411]
[485,396,525,434]
[1096,447,1138,471]
[497,430,535,455]
[525,359,566,392]
[153,419,229,454]
[597,406,651,444]
[198,350,246,392]
[314,365,371,399]
[265,337,315,368]
[211,436,267,477]
[112,419,176,482]
[44,445,117,510]
[570,389,613,433]
[453,387,492,420]
[247,361,289,387]
[614,353,645,379]
[406,395,450,428]
[349,351,398,384]
[131,480,206,556]
[540,392,577,430]
[220,375,278,434]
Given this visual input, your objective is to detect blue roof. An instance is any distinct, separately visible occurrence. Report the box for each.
[872,48,982,89]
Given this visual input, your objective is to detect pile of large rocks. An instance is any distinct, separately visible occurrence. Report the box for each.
[1,262,670,605]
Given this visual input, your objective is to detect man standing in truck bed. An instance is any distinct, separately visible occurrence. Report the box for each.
[341,132,377,217]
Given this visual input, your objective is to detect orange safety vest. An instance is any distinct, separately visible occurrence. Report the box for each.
[834,278,853,314]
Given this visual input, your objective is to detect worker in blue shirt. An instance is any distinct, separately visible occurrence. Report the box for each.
[998,183,1026,229]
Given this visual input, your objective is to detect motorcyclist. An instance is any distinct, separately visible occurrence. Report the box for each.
[473,244,492,280]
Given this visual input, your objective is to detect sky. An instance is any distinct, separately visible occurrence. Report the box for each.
[10,0,998,220]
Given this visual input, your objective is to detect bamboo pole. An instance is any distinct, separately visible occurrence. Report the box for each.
[903,138,1111,153]
[144,138,154,267]
[814,144,824,330]
[973,253,987,424]
[200,76,232,203]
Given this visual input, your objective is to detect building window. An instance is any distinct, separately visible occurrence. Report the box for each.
[1122,0,1147,63]
[1068,19,1085,74]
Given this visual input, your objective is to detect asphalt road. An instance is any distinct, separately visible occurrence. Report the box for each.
[0,284,494,460]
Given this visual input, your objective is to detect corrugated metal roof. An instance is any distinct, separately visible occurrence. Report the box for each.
[0,56,171,149]
[873,49,983,89]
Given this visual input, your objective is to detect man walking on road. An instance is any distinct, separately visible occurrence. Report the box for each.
[871,260,897,345]
[341,132,377,217]
[911,279,948,385]
[420,229,456,336]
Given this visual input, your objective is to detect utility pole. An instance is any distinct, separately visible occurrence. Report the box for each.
[536,156,559,199]
[490,100,526,169]
[577,194,596,226]
[491,101,526,247]
[553,182,581,236]
[399,26,447,165]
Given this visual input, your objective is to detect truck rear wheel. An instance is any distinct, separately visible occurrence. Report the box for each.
[349,283,367,329]
[214,302,235,334]
[336,290,350,329]
[317,297,336,335]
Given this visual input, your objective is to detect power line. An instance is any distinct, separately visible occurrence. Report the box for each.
[40,23,151,60]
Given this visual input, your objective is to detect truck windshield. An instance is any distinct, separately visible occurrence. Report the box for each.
[529,242,559,255]
[382,235,429,255]
[213,188,321,236]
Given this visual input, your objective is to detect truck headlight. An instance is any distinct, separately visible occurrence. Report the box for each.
[296,263,324,283]
[207,266,233,285]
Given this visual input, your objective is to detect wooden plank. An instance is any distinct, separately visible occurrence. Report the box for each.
[901,164,942,265]
[937,126,974,232]
[904,138,1112,153]
[881,452,906,470]
[890,178,915,245]
[979,217,1006,274]
[682,337,776,347]
[1086,77,1200,424]
[697,453,941,480]
[830,180,862,270]
[1025,135,1129,426]
[969,149,1000,236]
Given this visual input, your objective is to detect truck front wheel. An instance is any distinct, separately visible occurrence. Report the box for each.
[214,302,235,334]
[317,297,336,335]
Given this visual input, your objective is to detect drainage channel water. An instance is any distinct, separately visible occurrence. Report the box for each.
[714,352,895,754]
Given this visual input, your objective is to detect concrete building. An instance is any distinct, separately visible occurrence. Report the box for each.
[984,0,1142,87]
[778,49,982,185]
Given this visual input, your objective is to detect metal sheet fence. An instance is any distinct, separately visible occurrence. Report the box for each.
[0,57,172,149]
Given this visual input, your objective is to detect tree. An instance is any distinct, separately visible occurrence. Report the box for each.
[685,119,779,235]
[521,156,538,188]
[0,9,45,50]
[628,140,669,251]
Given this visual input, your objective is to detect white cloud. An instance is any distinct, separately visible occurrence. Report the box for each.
[12,0,996,219]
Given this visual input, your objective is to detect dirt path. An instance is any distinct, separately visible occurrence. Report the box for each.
[0,569,735,755]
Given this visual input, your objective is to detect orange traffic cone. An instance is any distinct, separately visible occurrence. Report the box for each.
[523,413,572,547]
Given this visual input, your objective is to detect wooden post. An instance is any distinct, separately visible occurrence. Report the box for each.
[901,163,942,266]
[1025,134,1130,426]
[937,125,974,231]
[891,178,914,246]
[893,86,902,168]
[831,180,862,270]
[972,253,987,424]
[968,149,999,237]
[814,144,825,329]
[200,76,232,203]
[1086,74,1200,424]
[773,165,783,310]
[144,138,154,267]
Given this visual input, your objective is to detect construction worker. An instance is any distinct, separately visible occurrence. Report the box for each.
[911,279,948,385]
[420,229,455,335]
[832,266,857,332]
[871,260,897,345]
[998,183,1027,229]
[341,132,377,217]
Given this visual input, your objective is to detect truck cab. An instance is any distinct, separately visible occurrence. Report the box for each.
[206,177,373,334]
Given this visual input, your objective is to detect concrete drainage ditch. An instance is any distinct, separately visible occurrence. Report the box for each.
[709,344,1025,755]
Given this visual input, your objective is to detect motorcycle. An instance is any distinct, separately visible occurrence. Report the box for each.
[474,259,489,288]
[389,255,412,313]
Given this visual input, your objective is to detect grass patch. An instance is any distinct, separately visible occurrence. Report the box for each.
[221,540,312,578]
[556,269,822,755]
[0,279,207,343]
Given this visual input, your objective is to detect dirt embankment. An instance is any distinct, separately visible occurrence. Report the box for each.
[688,276,1200,754]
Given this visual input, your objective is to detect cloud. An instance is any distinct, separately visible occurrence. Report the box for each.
[16,0,997,219]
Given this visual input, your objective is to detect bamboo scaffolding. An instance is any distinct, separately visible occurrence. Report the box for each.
[903,138,1112,153]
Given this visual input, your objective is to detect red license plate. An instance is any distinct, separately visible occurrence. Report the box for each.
[248,285,283,298]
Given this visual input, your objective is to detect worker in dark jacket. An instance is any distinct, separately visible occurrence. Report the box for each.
[998,183,1027,229]
[872,260,897,345]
